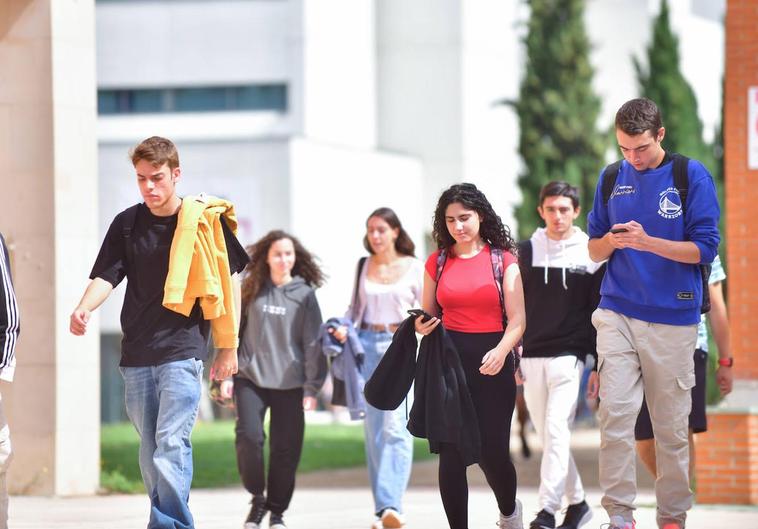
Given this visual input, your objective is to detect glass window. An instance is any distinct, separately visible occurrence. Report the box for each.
[173,88,228,112]
[236,85,287,112]
[131,89,163,113]
[98,91,119,114]
[97,84,288,114]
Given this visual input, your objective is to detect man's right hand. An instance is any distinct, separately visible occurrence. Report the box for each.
[586,370,600,400]
[70,307,91,335]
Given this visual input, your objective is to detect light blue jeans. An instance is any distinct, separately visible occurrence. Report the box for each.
[121,358,203,529]
[359,330,413,515]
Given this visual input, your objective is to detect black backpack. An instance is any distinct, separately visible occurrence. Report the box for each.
[600,154,711,313]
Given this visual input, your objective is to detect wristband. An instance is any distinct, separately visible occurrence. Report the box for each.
[718,357,733,368]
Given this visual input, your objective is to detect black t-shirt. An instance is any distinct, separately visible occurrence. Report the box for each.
[90,203,249,367]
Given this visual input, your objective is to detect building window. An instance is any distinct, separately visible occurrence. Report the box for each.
[98,84,288,114]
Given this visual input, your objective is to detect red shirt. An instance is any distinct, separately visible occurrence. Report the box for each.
[424,245,517,333]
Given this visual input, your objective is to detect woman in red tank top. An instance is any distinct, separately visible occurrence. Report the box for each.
[414,183,526,529]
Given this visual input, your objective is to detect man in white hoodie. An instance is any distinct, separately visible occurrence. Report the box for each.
[518,181,604,529]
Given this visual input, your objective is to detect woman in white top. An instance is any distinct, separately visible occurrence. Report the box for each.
[336,207,423,529]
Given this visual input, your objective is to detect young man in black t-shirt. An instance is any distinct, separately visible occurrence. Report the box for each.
[70,137,248,529]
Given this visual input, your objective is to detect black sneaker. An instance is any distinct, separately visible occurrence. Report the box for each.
[556,500,592,529]
[529,509,555,529]
[269,512,287,529]
[244,496,268,529]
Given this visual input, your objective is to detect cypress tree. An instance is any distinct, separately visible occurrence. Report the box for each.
[634,0,714,171]
[512,0,606,240]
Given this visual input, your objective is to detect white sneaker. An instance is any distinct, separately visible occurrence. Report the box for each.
[381,508,405,528]
[497,499,523,529]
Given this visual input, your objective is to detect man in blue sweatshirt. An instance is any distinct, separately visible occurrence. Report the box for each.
[587,98,720,529]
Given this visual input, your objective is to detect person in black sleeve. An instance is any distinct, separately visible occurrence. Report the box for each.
[69,137,249,529]
[0,232,20,529]
[518,181,604,529]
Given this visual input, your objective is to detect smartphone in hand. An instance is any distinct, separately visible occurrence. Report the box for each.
[610,227,628,234]
[407,308,434,323]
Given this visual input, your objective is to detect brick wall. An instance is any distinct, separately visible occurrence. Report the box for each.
[725,0,758,379]
[696,0,758,506]
[695,412,758,504]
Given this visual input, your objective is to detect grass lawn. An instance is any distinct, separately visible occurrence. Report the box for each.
[101,420,434,493]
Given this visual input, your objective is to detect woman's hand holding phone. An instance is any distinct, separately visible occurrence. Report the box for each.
[408,309,440,335]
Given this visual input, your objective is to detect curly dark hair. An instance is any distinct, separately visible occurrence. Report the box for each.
[241,230,325,308]
[363,207,416,257]
[432,183,517,253]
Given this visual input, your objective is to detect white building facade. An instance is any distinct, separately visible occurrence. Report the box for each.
[95,0,724,420]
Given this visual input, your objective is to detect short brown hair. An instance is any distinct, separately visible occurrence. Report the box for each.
[130,136,180,170]
[614,98,662,138]
[539,181,580,209]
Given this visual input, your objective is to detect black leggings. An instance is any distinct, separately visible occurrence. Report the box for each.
[233,377,304,515]
[438,330,517,529]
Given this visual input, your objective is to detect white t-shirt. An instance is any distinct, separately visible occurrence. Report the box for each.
[361,258,424,325]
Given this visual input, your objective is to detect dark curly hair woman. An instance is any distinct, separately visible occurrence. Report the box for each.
[228,229,327,529]
[415,183,526,529]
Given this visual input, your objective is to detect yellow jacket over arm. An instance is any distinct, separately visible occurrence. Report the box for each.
[163,195,239,348]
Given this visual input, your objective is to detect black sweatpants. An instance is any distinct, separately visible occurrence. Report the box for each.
[439,330,518,529]
[233,376,304,515]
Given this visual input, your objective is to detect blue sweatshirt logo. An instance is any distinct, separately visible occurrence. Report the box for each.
[658,187,683,219]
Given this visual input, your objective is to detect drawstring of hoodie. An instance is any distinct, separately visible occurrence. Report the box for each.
[543,237,568,290]
[560,240,567,290]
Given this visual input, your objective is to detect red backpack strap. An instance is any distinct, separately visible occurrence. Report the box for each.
[434,249,448,317]
[490,247,506,321]
[492,247,520,370]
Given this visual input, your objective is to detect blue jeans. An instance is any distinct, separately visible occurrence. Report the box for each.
[121,358,203,529]
[359,330,413,515]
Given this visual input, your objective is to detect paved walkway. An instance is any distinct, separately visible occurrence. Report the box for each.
[10,427,757,528]
[10,486,758,528]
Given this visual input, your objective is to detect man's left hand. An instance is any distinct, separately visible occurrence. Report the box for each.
[211,348,238,381]
[716,365,733,396]
[610,221,651,251]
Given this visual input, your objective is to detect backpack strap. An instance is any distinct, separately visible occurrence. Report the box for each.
[601,160,623,205]
[667,153,711,313]
[434,249,448,318]
[671,153,691,216]
[490,247,506,325]
[350,257,368,323]
[517,240,532,289]
[121,204,139,266]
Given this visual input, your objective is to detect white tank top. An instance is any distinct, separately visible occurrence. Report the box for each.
[362,258,424,325]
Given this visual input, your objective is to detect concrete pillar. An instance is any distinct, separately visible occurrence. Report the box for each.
[695,0,758,506]
[0,0,99,495]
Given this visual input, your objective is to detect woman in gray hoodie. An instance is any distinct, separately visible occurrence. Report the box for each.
[229,230,327,529]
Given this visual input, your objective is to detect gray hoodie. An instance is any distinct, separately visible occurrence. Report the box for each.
[237,276,327,397]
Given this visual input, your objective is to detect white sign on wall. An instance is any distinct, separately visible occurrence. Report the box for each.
[750,87,758,170]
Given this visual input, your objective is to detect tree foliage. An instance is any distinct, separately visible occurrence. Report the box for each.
[634,0,714,171]
[512,0,606,240]
[636,0,724,267]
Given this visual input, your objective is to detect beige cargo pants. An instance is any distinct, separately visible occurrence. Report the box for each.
[592,308,697,529]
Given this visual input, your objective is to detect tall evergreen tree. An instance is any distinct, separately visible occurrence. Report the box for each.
[512,0,606,240]
[634,0,714,171]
